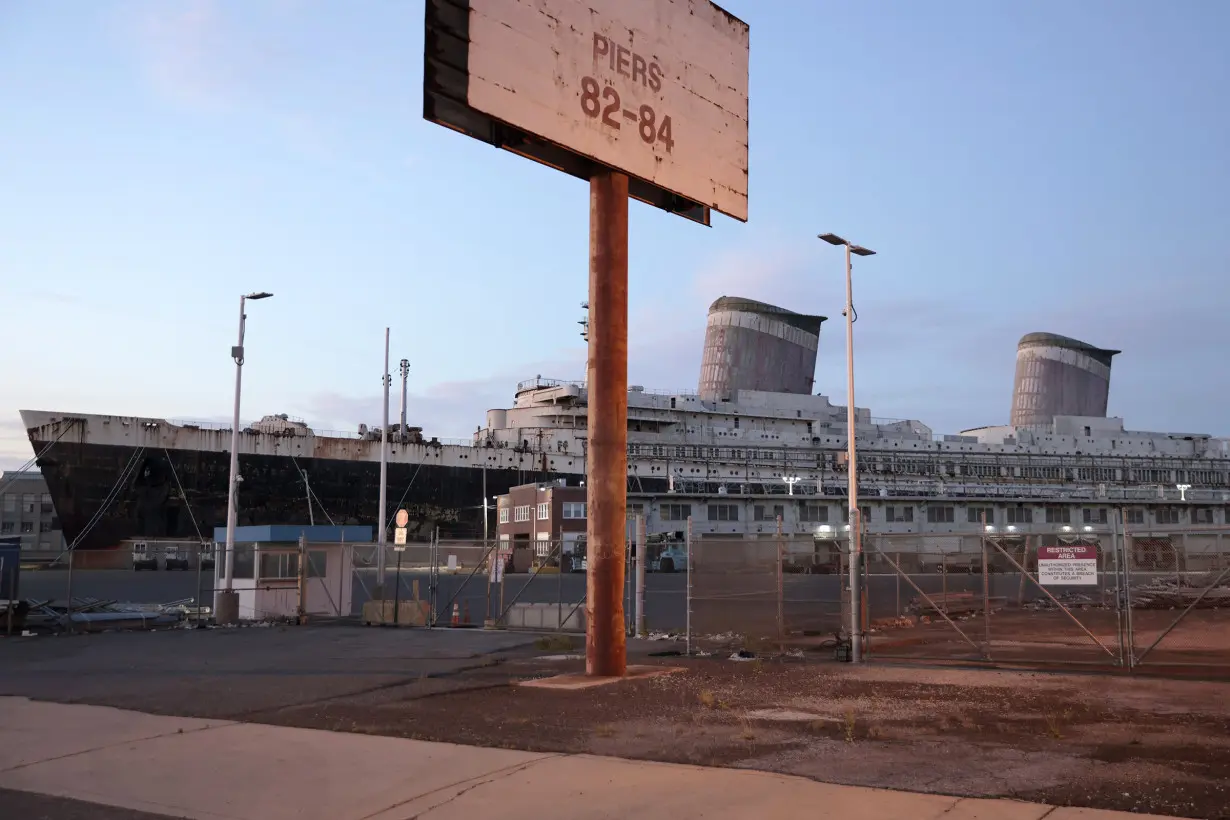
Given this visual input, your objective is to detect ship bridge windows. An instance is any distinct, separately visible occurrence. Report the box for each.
[1192,507,1215,525]
[1155,508,1182,525]
[708,503,740,522]
[843,505,872,524]
[885,505,913,523]
[1043,505,1071,524]
[753,504,784,522]
[926,506,954,524]
[1126,509,1145,525]
[661,503,691,521]
[1083,508,1109,526]
[1006,506,1033,525]
[966,506,994,525]
[800,503,829,523]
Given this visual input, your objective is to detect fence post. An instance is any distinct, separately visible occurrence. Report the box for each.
[776,515,784,640]
[941,550,948,614]
[296,532,308,625]
[895,552,901,617]
[65,548,74,634]
[635,514,646,637]
[3,557,10,637]
[196,543,204,628]
[981,513,991,654]
[1120,508,1135,668]
[1016,538,1029,607]
[685,515,693,656]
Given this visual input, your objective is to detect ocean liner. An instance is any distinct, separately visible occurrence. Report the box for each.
[20,296,1230,553]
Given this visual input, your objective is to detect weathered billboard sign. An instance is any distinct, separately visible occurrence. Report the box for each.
[424,0,750,225]
[1038,544,1098,586]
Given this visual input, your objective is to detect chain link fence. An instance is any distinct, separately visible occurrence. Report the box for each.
[1125,528,1230,669]
[685,518,847,652]
[862,521,1230,673]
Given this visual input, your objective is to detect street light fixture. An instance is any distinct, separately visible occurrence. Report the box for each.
[217,291,274,624]
[818,232,876,663]
[782,476,801,495]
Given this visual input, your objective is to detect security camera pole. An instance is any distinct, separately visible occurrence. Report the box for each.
[819,233,876,662]
[217,290,273,625]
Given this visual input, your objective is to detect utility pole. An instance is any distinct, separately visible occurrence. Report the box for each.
[586,169,629,677]
[377,328,390,599]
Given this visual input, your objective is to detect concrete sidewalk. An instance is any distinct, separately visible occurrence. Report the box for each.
[0,697,1168,820]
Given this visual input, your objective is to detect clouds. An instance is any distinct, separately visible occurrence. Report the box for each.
[130,0,237,113]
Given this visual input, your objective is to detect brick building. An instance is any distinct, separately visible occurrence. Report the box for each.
[496,479,587,564]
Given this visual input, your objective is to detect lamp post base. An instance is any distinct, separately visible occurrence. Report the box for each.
[214,590,240,626]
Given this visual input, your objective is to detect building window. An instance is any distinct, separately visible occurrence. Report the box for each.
[661,503,692,522]
[0,522,12,534]
[799,504,828,523]
[1083,509,1108,525]
[514,505,531,523]
[753,504,784,522]
[1044,505,1071,524]
[926,506,955,524]
[258,551,325,580]
[1126,509,1145,525]
[1155,508,1181,525]
[707,504,740,522]
[21,494,35,514]
[885,506,913,523]
[1193,507,1214,525]
[627,502,644,517]
[537,502,549,520]
[39,521,54,533]
[2,494,15,513]
[842,505,872,524]
[20,522,33,533]
[562,502,586,519]
[1006,506,1033,524]
[966,506,994,525]
[499,508,509,524]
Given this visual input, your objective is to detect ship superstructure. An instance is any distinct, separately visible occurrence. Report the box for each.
[20,297,1230,552]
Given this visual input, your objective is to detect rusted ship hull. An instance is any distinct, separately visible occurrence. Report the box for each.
[30,440,558,551]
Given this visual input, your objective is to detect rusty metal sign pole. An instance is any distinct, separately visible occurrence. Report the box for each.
[585,168,629,678]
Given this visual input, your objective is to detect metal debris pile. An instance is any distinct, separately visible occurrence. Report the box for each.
[1022,591,1103,611]
[1131,577,1230,610]
[2,597,210,634]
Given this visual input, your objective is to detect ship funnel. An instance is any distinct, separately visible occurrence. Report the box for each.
[1011,332,1119,428]
[698,296,826,401]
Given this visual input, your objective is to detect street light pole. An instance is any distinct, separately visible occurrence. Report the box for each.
[217,291,273,625]
[819,233,875,663]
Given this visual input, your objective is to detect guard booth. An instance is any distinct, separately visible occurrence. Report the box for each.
[212,525,371,622]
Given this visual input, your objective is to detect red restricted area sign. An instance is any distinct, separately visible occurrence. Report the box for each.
[1038,544,1098,586]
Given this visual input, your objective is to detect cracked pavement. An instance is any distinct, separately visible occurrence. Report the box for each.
[0,697,1174,820]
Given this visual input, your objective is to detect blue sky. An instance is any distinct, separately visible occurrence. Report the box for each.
[3,0,1228,468]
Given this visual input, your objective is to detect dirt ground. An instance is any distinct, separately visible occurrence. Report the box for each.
[865,607,1230,672]
[4,626,1230,819]
[252,640,1230,819]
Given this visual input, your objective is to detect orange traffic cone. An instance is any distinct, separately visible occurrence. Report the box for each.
[451,602,460,626]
